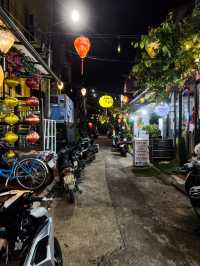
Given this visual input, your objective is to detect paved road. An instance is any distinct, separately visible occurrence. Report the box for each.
[52,137,200,266]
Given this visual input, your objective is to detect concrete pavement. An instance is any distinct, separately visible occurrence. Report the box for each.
[51,137,200,266]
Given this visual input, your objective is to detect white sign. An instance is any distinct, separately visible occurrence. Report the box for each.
[133,138,149,166]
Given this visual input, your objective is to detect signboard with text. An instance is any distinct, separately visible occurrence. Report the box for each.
[133,138,150,166]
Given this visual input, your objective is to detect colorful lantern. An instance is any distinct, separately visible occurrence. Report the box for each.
[25,97,39,107]
[99,95,114,108]
[122,95,129,104]
[5,113,19,125]
[139,97,145,104]
[6,150,16,159]
[25,114,40,126]
[5,79,19,87]
[0,65,4,87]
[4,97,19,107]
[74,36,91,75]
[4,131,18,144]
[26,131,40,144]
[26,77,40,90]
[0,20,15,54]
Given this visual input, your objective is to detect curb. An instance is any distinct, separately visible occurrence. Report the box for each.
[171,174,187,196]
[151,165,187,196]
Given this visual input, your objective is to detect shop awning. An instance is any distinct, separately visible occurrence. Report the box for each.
[0,7,61,82]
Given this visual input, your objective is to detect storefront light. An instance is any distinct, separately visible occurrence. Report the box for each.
[141,109,148,115]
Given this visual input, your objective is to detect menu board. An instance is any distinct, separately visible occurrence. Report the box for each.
[133,138,149,166]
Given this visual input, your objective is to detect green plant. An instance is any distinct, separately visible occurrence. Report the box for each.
[131,3,200,99]
[142,124,160,137]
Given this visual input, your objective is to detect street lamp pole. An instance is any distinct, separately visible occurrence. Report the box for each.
[81,87,87,137]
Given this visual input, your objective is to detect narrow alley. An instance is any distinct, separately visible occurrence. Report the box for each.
[52,137,200,266]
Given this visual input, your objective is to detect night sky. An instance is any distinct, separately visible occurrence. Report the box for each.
[54,0,193,94]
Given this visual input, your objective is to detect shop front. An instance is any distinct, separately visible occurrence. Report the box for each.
[0,7,62,155]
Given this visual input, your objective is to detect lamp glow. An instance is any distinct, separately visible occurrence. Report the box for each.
[0,20,15,54]
[57,81,64,91]
[81,88,87,96]
[141,109,148,115]
[71,9,80,23]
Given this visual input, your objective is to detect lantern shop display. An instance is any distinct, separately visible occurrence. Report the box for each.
[4,97,19,108]
[25,97,39,108]
[25,114,40,126]
[26,131,40,144]
[5,113,19,126]
[4,131,18,144]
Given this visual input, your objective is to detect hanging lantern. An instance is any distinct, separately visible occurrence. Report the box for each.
[57,81,64,91]
[6,150,16,159]
[26,131,40,144]
[25,114,40,126]
[26,77,40,90]
[5,113,19,126]
[4,131,18,144]
[0,65,4,87]
[122,95,129,104]
[74,36,91,75]
[26,97,39,107]
[4,97,19,107]
[139,97,145,104]
[0,20,15,54]
[5,79,20,87]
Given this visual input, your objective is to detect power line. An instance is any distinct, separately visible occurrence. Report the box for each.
[68,51,134,63]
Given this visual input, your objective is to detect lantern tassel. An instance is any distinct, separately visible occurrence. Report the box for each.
[81,59,84,76]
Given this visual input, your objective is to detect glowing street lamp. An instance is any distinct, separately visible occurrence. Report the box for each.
[71,9,80,23]
[81,87,87,96]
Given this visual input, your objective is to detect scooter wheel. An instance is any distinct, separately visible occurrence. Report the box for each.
[68,190,75,204]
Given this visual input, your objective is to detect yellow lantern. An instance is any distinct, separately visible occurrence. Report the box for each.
[6,150,16,159]
[99,95,114,108]
[4,97,19,108]
[145,41,160,58]
[5,79,20,87]
[139,97,145,104]
[122,95,129,104]
[5,113,19,125]
[57,81,64,91]
[99,115,106,124]
[4,131,18,144]
[0,65,4,87]
[0,20,15,54]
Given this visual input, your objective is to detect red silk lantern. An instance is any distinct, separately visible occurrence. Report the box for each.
[26,97,39,107]
[74,36,91,75]
[26,131,40,144]
[25,114,40,126]
[26,77,40,90]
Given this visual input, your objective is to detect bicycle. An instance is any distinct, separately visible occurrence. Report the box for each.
[0,144,48,191]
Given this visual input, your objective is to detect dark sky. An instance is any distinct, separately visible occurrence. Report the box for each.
[54,0,193,94]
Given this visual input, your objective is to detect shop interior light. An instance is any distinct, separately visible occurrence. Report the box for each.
[141,109,148,115]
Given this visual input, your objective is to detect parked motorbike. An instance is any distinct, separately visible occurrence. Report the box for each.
[119,138,128,157]
[185,144,200,217]
[0,190,63,266]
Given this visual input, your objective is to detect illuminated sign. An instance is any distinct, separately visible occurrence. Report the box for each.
[154,103,170,117]
[99,95,114,108]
